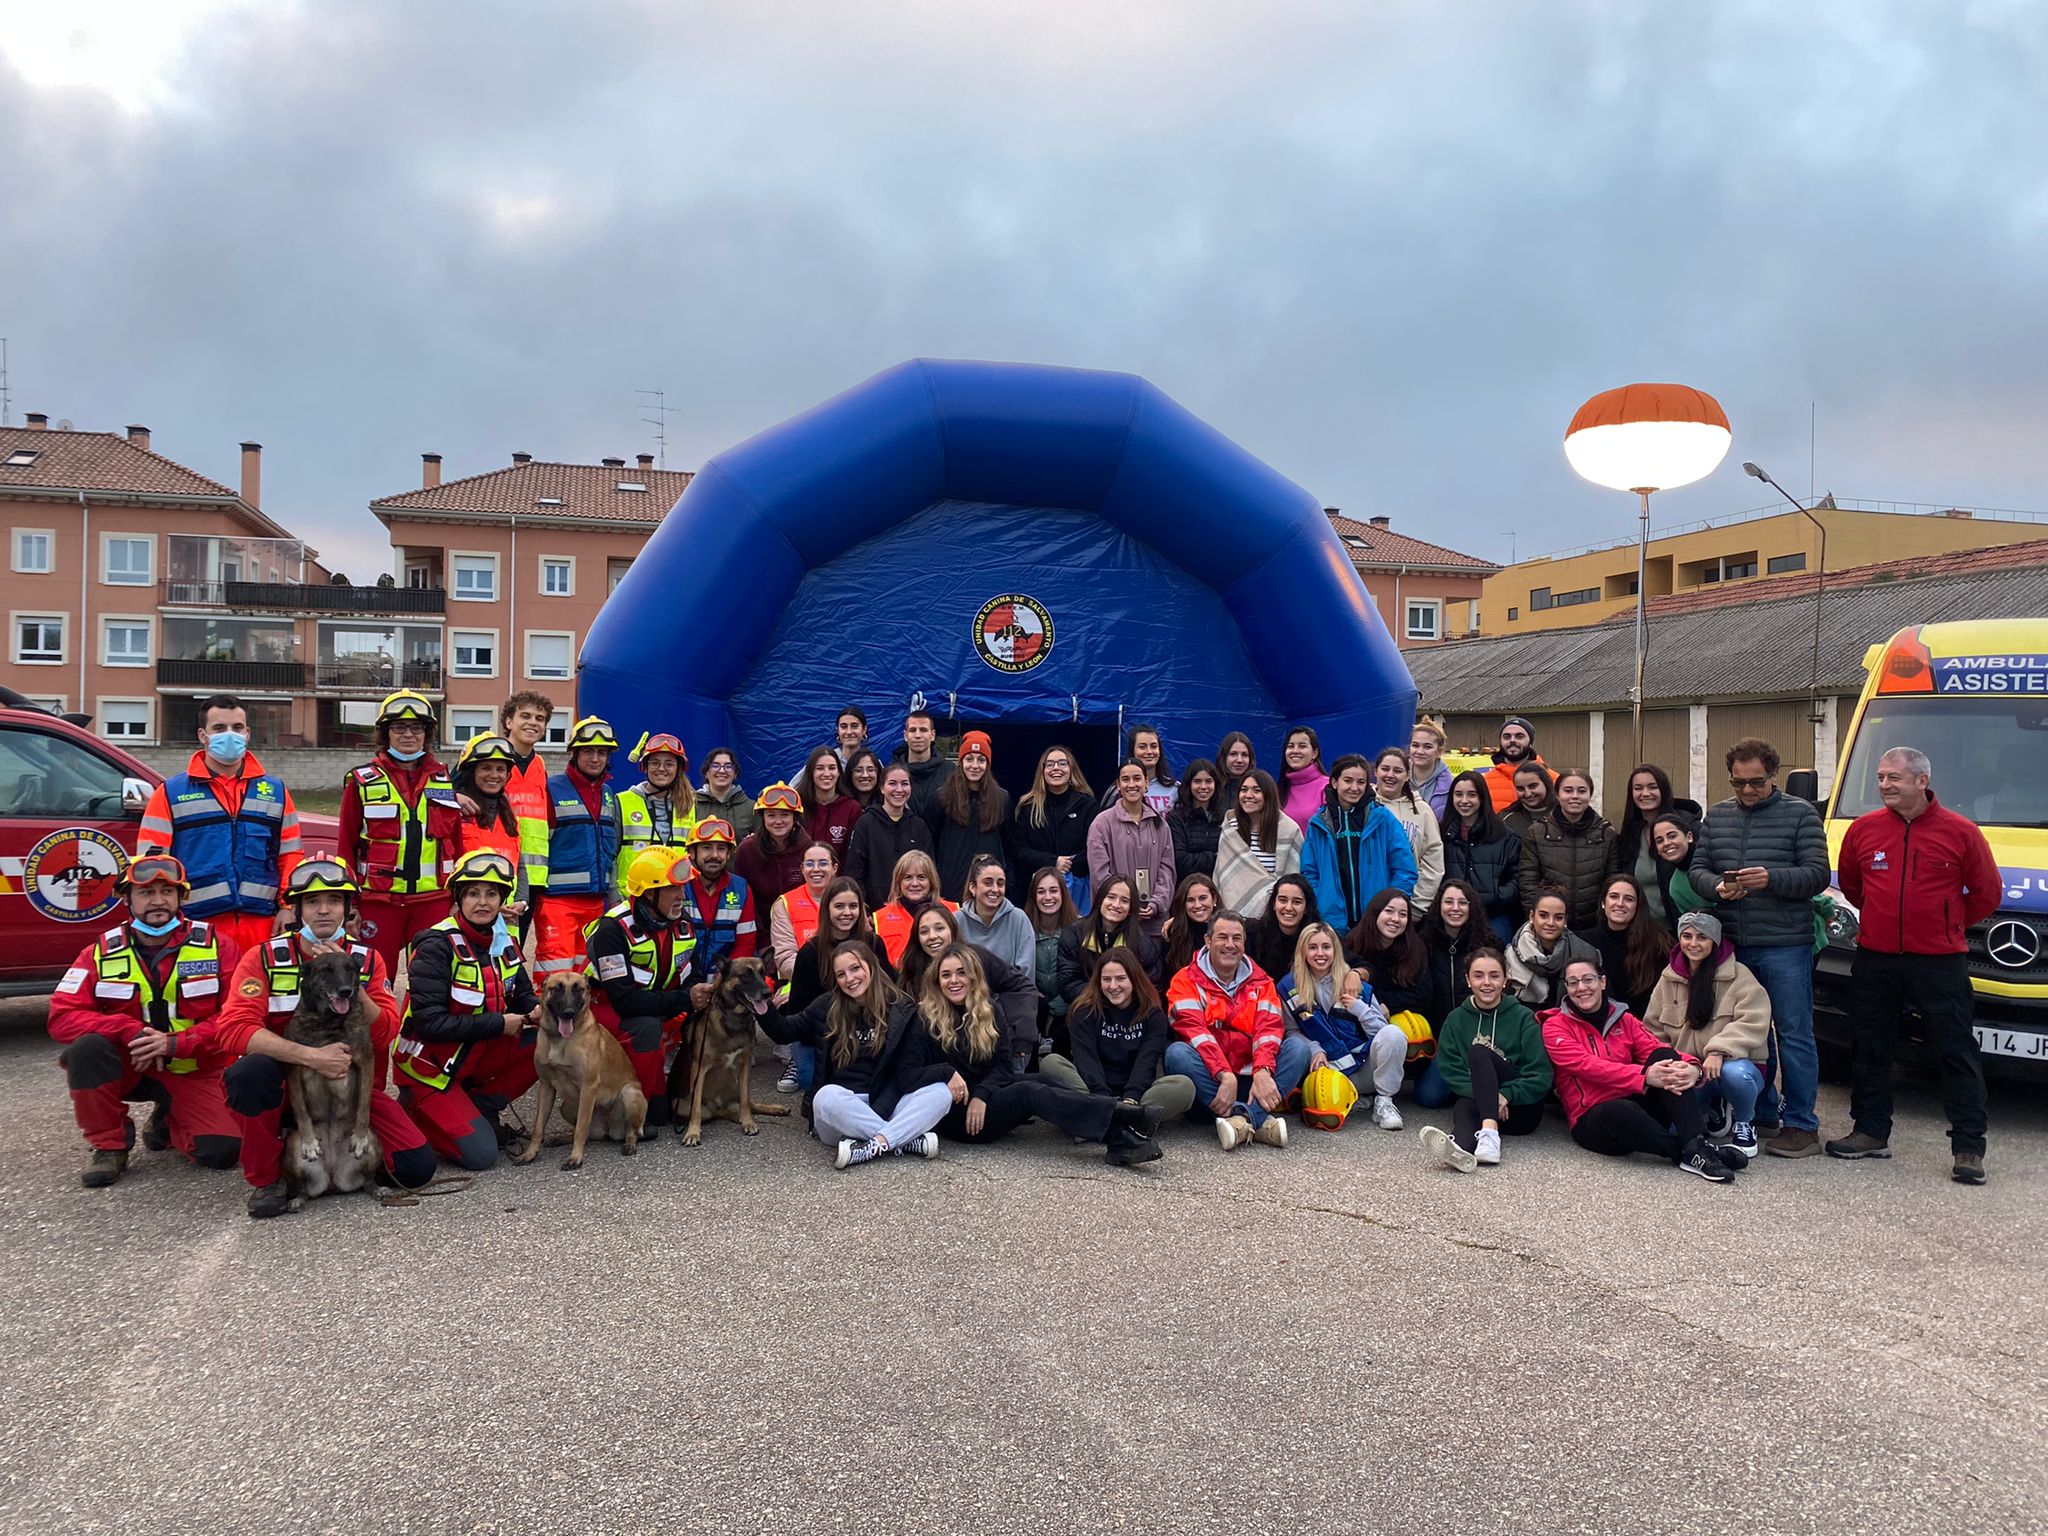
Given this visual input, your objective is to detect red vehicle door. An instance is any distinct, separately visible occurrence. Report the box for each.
[0,716,143,986]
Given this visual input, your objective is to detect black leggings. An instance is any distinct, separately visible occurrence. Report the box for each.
[1452,1044,1546,1151]
[941,1077,1116,1144]
[1571,1049,1706,1162]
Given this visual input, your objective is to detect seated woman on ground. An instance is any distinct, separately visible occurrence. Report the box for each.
[783,877,894,1093]
[1025,866,1078,1059]
[1539,957,1742,1184]
[1042,946,1196,1121]
[911,944,1163,1166]
[1420,947,1550,1174]
[1055,874,1163,1015]
[898,901,1037,1063]
[1506,887,1598,1009]
[1278,921,1406,1131]
[1344,888,1434,1022]
[1247,873,1318,979]
[754,942,951,1169]
[1161,873,1220,977]
[1640,911,1772,1160]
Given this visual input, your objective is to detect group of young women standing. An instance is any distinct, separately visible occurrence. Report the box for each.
[725,717,1774,1188]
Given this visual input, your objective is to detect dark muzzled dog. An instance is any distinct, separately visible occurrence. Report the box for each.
[522,973,648,1169]
[283,950,382,1201]
[673,955,789,1146]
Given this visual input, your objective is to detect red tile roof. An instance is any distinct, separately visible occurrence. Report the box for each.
[372,461,695,526]
[0,427,240,500]
[1645,534,2048,619]
[1326,512,1499,574]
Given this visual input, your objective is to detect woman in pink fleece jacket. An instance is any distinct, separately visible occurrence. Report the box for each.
[1086,762,1177,937]
[1278,727,1330,830]
[1540,957,1742,1183]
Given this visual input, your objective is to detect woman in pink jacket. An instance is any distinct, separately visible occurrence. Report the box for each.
[1086,761,1177,937]
[1278,726,1330,830]
[1540,957,1742,1184]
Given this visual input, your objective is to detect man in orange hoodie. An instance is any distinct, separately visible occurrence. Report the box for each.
[1481,715,1546,814]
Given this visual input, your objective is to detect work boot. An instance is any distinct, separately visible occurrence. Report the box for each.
[1106,1102,1164,1166]
[1765,1128,1821,1159]
[81,1147,128,1188]
[141,1100,172,1152]
[246,1180,291,1219]
[1824,1130,1891,1160]
[1952,1153,1987,1186]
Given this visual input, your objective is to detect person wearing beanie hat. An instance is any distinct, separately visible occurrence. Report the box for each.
[1482,715,1545,813]
[927,730,1010,904]
[1642,905,1773,1158]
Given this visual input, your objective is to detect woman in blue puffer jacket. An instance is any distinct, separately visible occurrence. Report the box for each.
[1299,754,1417,933]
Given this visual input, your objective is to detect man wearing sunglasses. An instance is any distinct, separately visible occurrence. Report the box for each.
[393,849,543,1168]
[1690,736,1830,1158]
[46,855,243,1188]
[338,690,463,975]
[215,858,436,1217]
[135,692,305,955]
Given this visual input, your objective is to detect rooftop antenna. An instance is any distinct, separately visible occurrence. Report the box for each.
[636,387,673,469]
[1,338,10,426]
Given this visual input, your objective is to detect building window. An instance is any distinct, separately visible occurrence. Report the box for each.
[13,614,65,663]
[1404,600,1442,641]
[1529,587,1552,612]
[1507,606,1519,622]
[540,557,574,597]
[451,554,498,602]
[102,535,153,586]
[99,700,151,740]
[448,707,495,744]
[1541,585,1600,609]
[1767,552,1807,575]
[4,448,41,467]
[451,630,497,678]
[404,563,431,589]
[526,631,574,680]
[608,557,633,593]
[12,529,54,573]
[543,717,570,749]
[22,694,65,712]
[102,619,150,667]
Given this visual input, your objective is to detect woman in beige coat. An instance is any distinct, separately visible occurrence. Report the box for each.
[1641,910,1772,1160]
[1373,747,1444,912]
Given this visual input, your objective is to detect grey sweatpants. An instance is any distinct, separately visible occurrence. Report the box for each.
[812,1083,954,1149]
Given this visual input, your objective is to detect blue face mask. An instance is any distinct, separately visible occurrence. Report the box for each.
[207,730,249,762]
[130,915,181,939]
[388,747,425,762]
[298,924,342,947]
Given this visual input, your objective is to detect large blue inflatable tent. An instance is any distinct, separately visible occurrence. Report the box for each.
[579,359,1416,792]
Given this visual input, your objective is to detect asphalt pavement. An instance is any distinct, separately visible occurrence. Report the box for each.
[2,997,2043,1536]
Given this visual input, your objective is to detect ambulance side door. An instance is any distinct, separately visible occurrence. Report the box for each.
[0,721,139,986]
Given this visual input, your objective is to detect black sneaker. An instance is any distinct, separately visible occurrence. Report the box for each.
[81,1147,128,1188]
[1106,1121,1164,1167]
[246,1180,291,1219]
[1713,1145,1749,1173]
[1703,1098,1733,1140]
[1679,1140,1733,1184]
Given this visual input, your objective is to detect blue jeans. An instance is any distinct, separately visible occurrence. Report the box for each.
[1699,1056,1764,1126]
[1163,1035,1313,1129]
[1413,1059,1453,1109]
[1487,914,1516,946]
[1737,943,1818,1132]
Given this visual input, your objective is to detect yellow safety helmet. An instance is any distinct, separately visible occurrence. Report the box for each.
[753,781,804,814]
[1300,1066,1360,1132]
[286,856,360,904]
[624,846,692,899]
[687,817,736,849]
[447,849,518,895]
[117,853,190,895]
[459,732,518,768]
[377,688,437,726]
[628,731,688,768]
[567,716,619,752]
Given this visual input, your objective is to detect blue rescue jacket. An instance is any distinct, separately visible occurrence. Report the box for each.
[547,772,622,899]
[161,771,287,918]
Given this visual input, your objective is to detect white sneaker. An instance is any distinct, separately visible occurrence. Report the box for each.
[1474,1127,1502,1165]
[1215,1114,1252,1150]
[1420,1124,1477,1172]
[894,1131,941,1160]
[1371,1094,1404,1131]
[1251,1115,1288,1149]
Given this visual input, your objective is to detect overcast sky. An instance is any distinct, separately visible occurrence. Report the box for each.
[3,1,2043,578]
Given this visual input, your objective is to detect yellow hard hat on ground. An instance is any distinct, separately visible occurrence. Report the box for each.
[1300,1066,1360,1131]
[625,847,692,899]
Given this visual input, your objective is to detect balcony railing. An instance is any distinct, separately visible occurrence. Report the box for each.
[157,658,310,689]
[161,579,447,615]
[313,660,444,692]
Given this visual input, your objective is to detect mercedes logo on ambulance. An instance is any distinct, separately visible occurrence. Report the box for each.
[1986,919,2041,969]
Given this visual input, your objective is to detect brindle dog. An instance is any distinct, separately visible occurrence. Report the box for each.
[522,972,648,1169]
[283,950,382,1201]
[670,956,790,1146]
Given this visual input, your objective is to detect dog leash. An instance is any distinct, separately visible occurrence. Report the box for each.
[379,1174,476,1208]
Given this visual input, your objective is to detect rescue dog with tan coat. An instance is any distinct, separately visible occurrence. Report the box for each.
[283,950,382,1201]
[671,955,789,1146]
[521,972,649,1168]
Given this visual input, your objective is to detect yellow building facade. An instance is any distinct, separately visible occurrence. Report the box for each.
[1462,505,2048,636]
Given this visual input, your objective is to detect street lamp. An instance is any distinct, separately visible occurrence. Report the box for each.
[1743,461,1830,727]
[1564,383,1732,762]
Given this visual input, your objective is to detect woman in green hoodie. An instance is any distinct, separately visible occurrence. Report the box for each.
[1420,947,1552,1173]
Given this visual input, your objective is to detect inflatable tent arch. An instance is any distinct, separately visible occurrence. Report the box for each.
[579,359,1417,795]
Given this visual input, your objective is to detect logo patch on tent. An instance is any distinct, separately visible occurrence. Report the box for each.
[973,594,1054,674]
[23,828,125,924]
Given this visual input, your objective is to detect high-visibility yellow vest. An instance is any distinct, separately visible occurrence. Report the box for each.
[90,923,224,1075]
